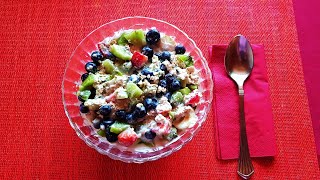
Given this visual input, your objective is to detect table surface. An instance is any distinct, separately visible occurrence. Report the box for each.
[0,0,319,179]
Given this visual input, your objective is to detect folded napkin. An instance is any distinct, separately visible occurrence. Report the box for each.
[209,44,276,160]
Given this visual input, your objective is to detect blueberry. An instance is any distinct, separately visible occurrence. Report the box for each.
[115,110,126,120]
[106,128,118,142]
[159,51,171,61]
[159,79,167,88]
[81,73,89,82]
[146,29,160,45]
[102,118,115,127]
[92,119,101,129]
[175,44,186,54]
[85,62,97,73]
[141,68,154,76]
[169,79,181,92]
[129,74,140,83]
[105,51,116,61]
[160,64,167,73]
[142,46,154,60]
[144,97,158,111]
[89,89,96,99]
[131,112,138,120]
[79,103,89,113]
[125,113,137,124]
[133,104,147,118]
[145,130,156,139]
[165,74,175,84]
[99,105,112,116]
[165,92,172,100]
[91,51,103,64]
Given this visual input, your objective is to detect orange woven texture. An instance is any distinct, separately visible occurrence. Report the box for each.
[0,0,318,179]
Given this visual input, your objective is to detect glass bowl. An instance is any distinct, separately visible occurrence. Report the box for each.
[62,16,213,163]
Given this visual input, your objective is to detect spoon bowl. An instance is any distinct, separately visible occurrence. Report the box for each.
[225,35,254,87]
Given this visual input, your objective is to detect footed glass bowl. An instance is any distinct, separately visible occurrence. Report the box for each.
[62,16,213,163]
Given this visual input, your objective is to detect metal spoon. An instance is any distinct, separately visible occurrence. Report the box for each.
[224,35,254,179]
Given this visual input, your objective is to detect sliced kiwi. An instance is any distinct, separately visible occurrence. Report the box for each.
[109,44,133,61]
[79,74,94,91]
[102,59,115,74]
[112,68,124,76]
[164,127,178,141]
[179,87,191,95]
[77,90,91,101]
[124,29,146,47]
[110,121,130,134]
[126,82,143,99]
[170,91,184,105]
[176,54,194,67]
[97,129,106,137]
[117,32,128,45]
[188,84,198,90]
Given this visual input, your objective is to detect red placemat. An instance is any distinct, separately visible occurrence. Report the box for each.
[0,0,318,179]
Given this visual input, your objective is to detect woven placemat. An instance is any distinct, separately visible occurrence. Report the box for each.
[0,0,318,179]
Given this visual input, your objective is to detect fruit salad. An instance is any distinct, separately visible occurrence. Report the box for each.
[77,28,201,151]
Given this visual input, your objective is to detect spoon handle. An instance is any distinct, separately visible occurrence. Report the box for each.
[237,88,254,179]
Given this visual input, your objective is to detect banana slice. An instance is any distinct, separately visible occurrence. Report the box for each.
[173,107,197,130]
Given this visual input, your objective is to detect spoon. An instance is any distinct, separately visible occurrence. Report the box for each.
[224,35,254,179]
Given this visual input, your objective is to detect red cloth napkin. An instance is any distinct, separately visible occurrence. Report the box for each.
[209,44,277,160]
